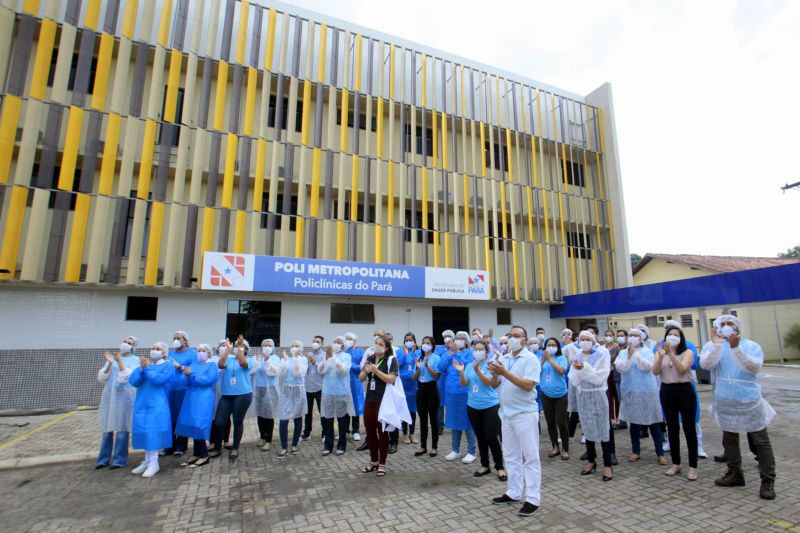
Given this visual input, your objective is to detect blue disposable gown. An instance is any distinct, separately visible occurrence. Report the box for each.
[130,361,174,450]
[444,349,474,431]
[347,347,365,416]
[175,361,219,440]
[97,355,140,433]
[396,348,419,413]
[167,348,198,391]
[435,346,451,408]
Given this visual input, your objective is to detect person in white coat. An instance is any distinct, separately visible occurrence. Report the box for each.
[95,336,140,469]
[700,315,776,500]
[318,336,355,456]
[277,340,308,458]
[254,339,280,452]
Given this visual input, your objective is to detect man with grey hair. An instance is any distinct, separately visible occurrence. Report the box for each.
[700,314,776,500]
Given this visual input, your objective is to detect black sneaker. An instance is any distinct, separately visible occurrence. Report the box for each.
[492,494,519,505]
[760,479,775,500]
[518,502,539,517]
[610,454,619,466]
[580,451,589,461]
[713,454,728,463]
[357,441,369,452]
[715,469,746,487]
[388,443,398,455]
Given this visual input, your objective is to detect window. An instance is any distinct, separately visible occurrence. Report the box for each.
[487,221,514,251]
[226,300,281,345]
[644,315,659,328]
[126,296,158,321]
[484,142,509,172]
[123,190,152,256]
[681,314,693,328]
[336,110,377,132]
[330,303,375,324]
[158,86,184,146]
[267,95,302,132]
[567,231,592,260]
[27,164,81,209]
[403,124,434,156]
[563,161,585,188]
[497,307,512,325]
[260,193,298,231]
[333,200,376,224]
[47,47,98,94]
[404,208,435,243]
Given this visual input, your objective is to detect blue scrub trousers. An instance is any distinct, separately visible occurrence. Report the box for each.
[451,428,477,455]
[280,417,303,450]
[97,431,129,467]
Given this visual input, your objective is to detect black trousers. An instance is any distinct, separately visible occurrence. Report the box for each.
[660,382,698,468]
[723,428,775,481]
[322,415,350,452]
[586,439,613,467]
[212,393,252,451]
[541,393,569,452]
[416,382,440,450]
[390,413,418,445]
[302,391,322,438]
[568,412,580,438]
[257,416,275,442]
[467,405,504,470]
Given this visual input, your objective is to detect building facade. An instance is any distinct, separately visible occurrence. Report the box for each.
[0,0,630,362]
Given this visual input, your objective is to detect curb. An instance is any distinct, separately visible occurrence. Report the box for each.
[764,363,800,369]
[0,450,144,471]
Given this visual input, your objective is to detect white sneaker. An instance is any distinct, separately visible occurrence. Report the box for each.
[257,439,267,447]
[260,442,271,452]
[663,441,671,452]
[461,453,476,464]
[698,447,708,459]
[353,432,361,442]
[142,464,160,478]
[131,462,148,475]
[580,436,586,444]
[445,451,461,461]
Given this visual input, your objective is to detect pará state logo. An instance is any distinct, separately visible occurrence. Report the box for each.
[467,273,486,295]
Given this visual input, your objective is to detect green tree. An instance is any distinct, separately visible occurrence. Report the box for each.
[785,324,800,351]
[631,253,642,269]
[778,245,800,258]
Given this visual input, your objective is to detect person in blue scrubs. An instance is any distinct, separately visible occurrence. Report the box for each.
[344,332,364,444]
[175,343,219,468]
[209,337,255,460]
[396,333,420,444]
[540,338,570,460]
[95,335,140,470]
[129,342,174,478]
[435,329,455,434]
[165,330,197,456]
[444,331,477,463]
[414,336,441,457]
[456,340,506,480]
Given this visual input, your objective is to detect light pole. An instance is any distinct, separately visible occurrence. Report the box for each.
[780,181,800,192]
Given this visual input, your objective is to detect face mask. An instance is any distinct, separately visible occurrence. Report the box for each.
[405,341,415,349]
[719,325,735,338]
[311,342,321,351]
[444,337,453,345]
[373,335,380,343]
[473,350,486,361]
[507,337,522,352]
[616,336,626,344]
[197,351,209,363]
[119,342,132,353]
[150,350,163,360]
[537,334,545,343]
[290,347,301,356]
[262,346,273,356]
[666,335,680,347]
[344,340,354,349]
[172,339,183,349]
[472,335,481,342]
[373,345,386,355]
[579,340,593,352]
[546,346,558,355]
[531,344,539,352]
[331,342,343,353]
[454,339,466,350]
[217,346,226,356]
[628,337,641,347]
[421,343,432,353]
[499,344,507,353]
[605,336,614,344]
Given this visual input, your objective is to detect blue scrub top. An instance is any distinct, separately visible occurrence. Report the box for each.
[417,353,440,383]
[445,349,474,396]
[397,348,420,393]
[539,354,568,398]
[219,355,256,395]
[464,360,499,409]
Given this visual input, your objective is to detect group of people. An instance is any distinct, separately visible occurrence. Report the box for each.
[94,313,777,517]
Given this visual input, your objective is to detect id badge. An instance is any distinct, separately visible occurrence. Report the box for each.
[230,376,237,386]
[370,380,376,391]
[472,383,479,394]
[546,374,552,382]
[408,364,413,372]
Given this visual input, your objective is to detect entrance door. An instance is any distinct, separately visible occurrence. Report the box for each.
[226,300,282,346]
[432,306,470,344]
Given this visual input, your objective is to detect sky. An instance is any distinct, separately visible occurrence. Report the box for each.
[285,0,800,258]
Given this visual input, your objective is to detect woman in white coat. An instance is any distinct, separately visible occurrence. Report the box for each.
[277,340,308,458]
[254,339,281,452]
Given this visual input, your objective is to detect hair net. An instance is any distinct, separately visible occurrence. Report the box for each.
[174,330,189,342]
[499,336,508,343]
[333,335,346,344]
[197,343,213,353]
[126,335,139,348]
[561,328,573,336]
[344,331,358,340]
[154,341,170,353]
[635,324,650,339]
[442,329,455,338]
[261,339,275,347]
[663,319,682,331]
[455,331,470,341]
[291,340,304,349]
[578,330,596,343]
[627,327,645,338]
[713,314,744,334]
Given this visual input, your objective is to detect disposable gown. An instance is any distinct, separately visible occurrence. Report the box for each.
[97,355,140,433]
[396,348,419,413]
[319,352,355,418]
[130,361,174,450]
[568,348,610,442]
[347,347,365,416]
[563,342,580,412]
[279,356,308,420]
[615,347,662,425]
[700,339,776,433]
[435,347,452,408]
[175,361,219,440]
[444,349,474,431]
[253,355,281,419]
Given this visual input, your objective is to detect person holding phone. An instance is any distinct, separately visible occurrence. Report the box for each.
[209,336,255,460]
[413,335,441,457]
[359,335,399,477]
[540,338,570,460]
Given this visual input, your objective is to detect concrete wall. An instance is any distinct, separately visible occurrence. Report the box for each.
[633,258,712,285]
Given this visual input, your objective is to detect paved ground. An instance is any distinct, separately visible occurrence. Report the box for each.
[1,366,799,532]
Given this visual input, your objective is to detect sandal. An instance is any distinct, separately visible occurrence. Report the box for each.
[189,457,210,468]
[376,465,386,477]
[665,465,682,476]
[548,449,561,458]
[561,452,570,461]
[180,456,201,467]
[414,449,428,457]
[362,463,379,473]
[627,454,640,462]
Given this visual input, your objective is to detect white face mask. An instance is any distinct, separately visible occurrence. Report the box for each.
[546,346,558,355]
[537,334,545,343]
[719,325,735,338]
[472,335,481,343]
[332,342,343,353]
[290,347,301,356]
[499,344,507,353]
[628,336,641,347]
[421,343,432,353]
[262,346,273,356]
[344,339,354,349]
[616,336,626,344]
[531,343,539,352]
[311,342,321,351]
[373,345,386,355]
[172,339,183,349]
[197,351,209,363]
[454,339,466,350]
[605,336,614,344]
[473,350,486,361]
[579,340,593,352]
[666,335,681,347]
[444,336,453,345]
[507,337,522,352]
[405,340,415,349]
[150,350,163,360]
[120,342,132,353]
